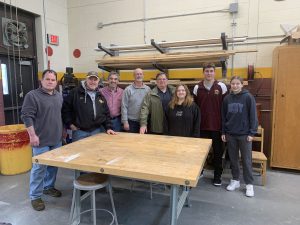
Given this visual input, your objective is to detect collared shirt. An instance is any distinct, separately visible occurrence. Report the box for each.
[100,86,124,118]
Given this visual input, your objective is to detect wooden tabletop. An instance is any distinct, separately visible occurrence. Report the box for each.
[33,133,212,187]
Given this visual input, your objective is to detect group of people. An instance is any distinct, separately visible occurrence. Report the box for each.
[21,63,258,211]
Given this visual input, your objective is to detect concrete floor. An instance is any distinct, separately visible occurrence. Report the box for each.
[0,168,300,225]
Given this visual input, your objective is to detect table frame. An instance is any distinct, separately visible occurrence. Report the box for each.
[33,133,211,225]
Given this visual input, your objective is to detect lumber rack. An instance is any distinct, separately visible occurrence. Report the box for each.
[95,33,248,77]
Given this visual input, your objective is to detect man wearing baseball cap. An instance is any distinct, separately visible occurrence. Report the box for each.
[62,71,115,142]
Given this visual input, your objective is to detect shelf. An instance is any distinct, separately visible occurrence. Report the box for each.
[95,33,250,77]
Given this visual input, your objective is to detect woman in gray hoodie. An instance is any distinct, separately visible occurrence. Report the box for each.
[221,76,258,197]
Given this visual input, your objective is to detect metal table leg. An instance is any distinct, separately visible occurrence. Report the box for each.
[170,185,191,225]
[73,170,81,225]
[170,185,179,225]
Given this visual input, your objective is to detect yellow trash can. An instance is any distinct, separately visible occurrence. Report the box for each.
[0,124,32,175]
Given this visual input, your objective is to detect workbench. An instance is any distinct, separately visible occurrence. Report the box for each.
[33,132,212,225]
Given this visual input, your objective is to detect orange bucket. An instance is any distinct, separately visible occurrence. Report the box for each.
[0,124,32,175]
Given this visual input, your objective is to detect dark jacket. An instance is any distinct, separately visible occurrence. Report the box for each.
[164,102,200,138]
[62,82,112,131]
[222,89,258,136]
[194,80,227,131]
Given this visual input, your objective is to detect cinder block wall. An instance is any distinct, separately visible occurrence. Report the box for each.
[67,0,300,78]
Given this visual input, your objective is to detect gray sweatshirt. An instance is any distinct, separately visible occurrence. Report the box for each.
[21,88,63,147]
[121,83,150,122]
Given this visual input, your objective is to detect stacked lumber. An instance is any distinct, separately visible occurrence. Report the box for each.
[96,50,236,70]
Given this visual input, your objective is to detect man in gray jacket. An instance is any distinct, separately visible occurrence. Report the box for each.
[140,72,175,134]
[21,69,63,211]
[121,68,150,133]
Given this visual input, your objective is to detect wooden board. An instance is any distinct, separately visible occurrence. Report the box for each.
[96,51,234,70]
[33,133,212,187]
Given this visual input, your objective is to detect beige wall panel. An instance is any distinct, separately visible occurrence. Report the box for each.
[44,0,69,71]
[146,0,231,17]
[71,48,99,72]
[254,44,278,67]
[70,23,145,72]
[246,0,259,37]
[35,17,45,72]
[68,0,146,72]
[46,0,68,25]
[66,0,300,73]
[258,0,300,36]
[260,0,300,12]
[146,13,232,42]
[260,8,300,24]
[67,0,141,8]
[0,0,43,15]
[68,0,143,21]
[91,23,145,46]
[46,20,70,71]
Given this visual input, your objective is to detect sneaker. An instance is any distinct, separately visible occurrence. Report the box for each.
[246,184,254,197]
[213,177,222,186]
[43,188,62,197]
[226,180,240,191]
[31,198,45,211]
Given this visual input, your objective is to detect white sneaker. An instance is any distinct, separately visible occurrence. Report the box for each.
[226,180,240,191]
[246,184,254,197]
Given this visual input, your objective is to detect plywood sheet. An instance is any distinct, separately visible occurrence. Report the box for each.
[96,51,235,70]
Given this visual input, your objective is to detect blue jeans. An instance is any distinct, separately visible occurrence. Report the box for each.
[72,127,105,142]
[128,120,140,133]
[111,116,122,132]
[29,142,62,200]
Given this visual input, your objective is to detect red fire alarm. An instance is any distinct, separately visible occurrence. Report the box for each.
[47,34,59,46]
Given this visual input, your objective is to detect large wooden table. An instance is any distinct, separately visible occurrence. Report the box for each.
[33,132,212,225]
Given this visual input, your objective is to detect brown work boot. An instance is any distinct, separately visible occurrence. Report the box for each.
[43,188,62,197]
[31,198,45,211]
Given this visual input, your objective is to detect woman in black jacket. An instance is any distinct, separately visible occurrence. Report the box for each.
[165,84,200,138]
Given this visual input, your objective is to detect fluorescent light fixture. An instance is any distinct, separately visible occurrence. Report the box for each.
[1,64,9,95]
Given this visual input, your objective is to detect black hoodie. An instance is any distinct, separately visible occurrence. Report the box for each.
[222,89,258,136]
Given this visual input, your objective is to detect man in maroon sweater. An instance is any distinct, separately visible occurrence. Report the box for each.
[193,63,227,186]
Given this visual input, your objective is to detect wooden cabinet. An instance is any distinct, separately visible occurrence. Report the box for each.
[271,46,300,170]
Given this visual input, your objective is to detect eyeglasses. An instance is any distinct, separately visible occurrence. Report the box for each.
[157,78,167,81]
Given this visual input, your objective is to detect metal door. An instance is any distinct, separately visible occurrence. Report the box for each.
[0,55,37,124]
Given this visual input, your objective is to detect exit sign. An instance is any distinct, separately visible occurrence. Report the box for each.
[47,34,59,46]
